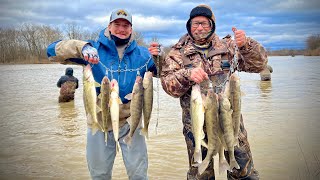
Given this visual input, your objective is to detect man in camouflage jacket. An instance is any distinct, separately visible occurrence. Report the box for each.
[160,4,267,180]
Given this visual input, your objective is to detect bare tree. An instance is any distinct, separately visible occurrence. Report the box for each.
[0,28,20,63]
[64,23,84,40]
[133,31,146,46]
[19,23,44,63]
[40,25,63,48]
[306,34,320,50]
[82,29,100,41]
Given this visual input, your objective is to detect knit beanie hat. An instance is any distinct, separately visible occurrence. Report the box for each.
[186,4,216,38]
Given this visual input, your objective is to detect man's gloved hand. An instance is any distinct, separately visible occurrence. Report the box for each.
[82,45,99,64]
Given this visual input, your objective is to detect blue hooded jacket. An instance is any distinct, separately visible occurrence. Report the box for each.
[47,29,157,103]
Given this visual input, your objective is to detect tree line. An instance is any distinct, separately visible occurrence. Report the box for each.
[267,34,320,56]
[0,23,319,64]
[0,23,147,64]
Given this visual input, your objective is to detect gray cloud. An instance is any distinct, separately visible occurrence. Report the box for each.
[0,0,318,49]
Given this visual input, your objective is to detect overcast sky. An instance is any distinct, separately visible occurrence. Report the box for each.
[1,0,320,50]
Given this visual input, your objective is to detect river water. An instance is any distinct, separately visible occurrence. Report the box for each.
[0,56,319,180]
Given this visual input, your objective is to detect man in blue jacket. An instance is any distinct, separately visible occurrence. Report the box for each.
[47,9,162,180]
[57,67,79,103]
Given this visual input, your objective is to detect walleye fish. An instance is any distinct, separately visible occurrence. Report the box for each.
[190,84,205,165]
[141,71,153,139]
[124,76,144,146]
[100,76,111,141]
[219,93,239,170]
[217,138,230,174]
[109,79,121,152]
[83,64,102,135]
[198,86,220,175]
[229,73,241,145]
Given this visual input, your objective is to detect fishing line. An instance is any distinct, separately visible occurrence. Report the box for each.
[215,28,241,93]
[155,55,160,135]
[98,57,152,78]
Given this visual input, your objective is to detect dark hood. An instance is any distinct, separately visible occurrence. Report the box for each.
[65,67,73,76]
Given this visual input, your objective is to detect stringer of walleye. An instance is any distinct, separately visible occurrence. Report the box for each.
[96,55,160,139]
[193,28,244,174]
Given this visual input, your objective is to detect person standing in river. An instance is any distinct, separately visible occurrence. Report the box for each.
[57,67,79,103]
[47,8,163,180]
[160,4,267,179]
[260,64,273,81]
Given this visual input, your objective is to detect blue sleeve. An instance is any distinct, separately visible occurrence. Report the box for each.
[47,40,61,58]
[140,46,157,74]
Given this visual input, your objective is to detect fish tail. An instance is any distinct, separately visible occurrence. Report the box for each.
[193,150,202,164]
[140,128,149,139]
[219,159,230,174]
[91,124,99,135]
[234,137,239,146]
[219,146,230,174]
[104,131,108,143]
[197,158,210,175]
[97,122,104,132]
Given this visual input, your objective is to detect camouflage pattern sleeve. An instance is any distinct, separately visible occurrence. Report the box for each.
[236,37,268,73]
[160,48,192,98]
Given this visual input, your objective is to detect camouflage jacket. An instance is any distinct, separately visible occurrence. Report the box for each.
[160,33,268,99]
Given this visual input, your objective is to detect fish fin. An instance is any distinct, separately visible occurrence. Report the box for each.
[126,117,132,126]
[94,81,101,87]
[91,125,99,135]
[241,91,246,96]
[143,82,150,89]
[203,103,207,110]
[118,98,122,104]
[197,159,210,175]
[98,93,102,99]
[116,141,121,153]
[87,113,93,124]
[229,159,240,170]
[97,122,104,132]
[124,93,132,100]
[201,140,208,149]
[123,135,132,146]
[104,132,108,143]
[108,99,113,106]
[201,129,205,140]
[219,159,230,174]
[96,105,102,113]
[140,128,149,139]
[201,105,206,113]
[193,150,202,164]
[201,94,206,102]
